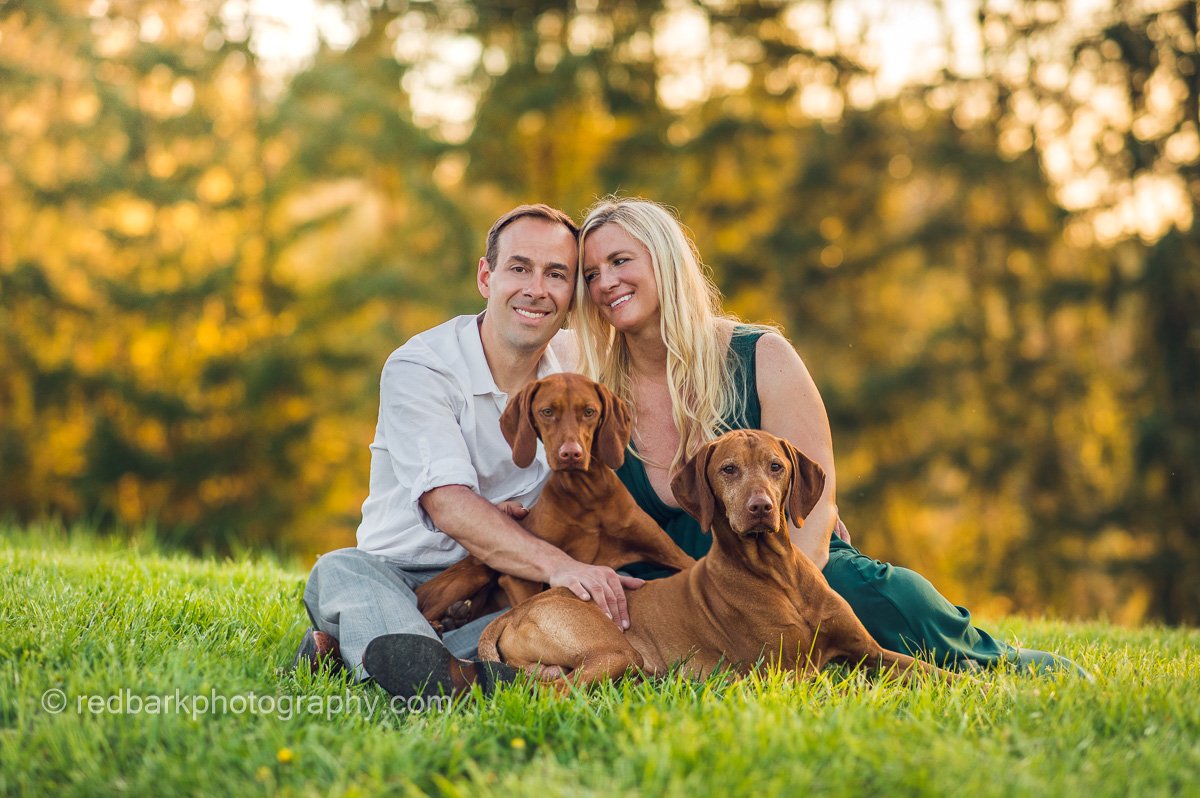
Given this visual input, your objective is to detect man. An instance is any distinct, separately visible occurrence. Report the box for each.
[295,204,644,697]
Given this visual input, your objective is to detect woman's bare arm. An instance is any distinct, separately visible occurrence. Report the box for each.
[755,332,839,568]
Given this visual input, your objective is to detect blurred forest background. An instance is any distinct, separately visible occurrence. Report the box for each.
[2,0,1198,624]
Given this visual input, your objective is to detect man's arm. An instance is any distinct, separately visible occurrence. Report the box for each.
[420,485,643,628]
[379,356,641,627]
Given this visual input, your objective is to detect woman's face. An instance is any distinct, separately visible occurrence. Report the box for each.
[581,223,660,334]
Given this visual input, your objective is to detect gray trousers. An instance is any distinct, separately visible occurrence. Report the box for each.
[303,547,505,680]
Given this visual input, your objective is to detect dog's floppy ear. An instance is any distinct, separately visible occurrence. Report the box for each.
[782,439,826,525]
[500,381,541,468]
[670,441,717,534]
[593,382,632,469]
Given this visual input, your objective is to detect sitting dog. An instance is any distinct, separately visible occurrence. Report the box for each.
[474,429,959,687]
[415,373,696,630]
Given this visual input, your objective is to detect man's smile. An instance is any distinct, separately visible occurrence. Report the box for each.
[514,307,552,320]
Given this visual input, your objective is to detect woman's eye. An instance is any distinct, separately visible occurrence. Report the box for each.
[583,272,597,283]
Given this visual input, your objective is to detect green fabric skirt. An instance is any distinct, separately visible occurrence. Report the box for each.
[822,536,1010,669]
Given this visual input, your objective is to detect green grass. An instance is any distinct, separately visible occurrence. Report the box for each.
[2,521,1197,797]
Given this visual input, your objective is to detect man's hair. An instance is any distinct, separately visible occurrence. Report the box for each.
[484,204,579,271]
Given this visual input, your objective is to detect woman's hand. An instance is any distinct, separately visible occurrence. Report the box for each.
[833,516,851,544]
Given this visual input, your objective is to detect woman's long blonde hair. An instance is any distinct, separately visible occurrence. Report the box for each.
[573,197,744,473]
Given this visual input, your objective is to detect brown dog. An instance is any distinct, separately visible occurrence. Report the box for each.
[475,429,958,686]
[415,373,696,630]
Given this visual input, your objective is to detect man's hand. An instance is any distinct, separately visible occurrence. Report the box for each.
[496,501,529,521]
[423,486,644,627]
[547,561,644,630]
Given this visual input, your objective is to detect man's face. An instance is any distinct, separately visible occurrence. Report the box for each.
[478,216,577,354]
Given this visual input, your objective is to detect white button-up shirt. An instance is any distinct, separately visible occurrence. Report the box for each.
[355,313,563,568]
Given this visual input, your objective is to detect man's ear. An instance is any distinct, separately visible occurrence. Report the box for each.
[670,441,717,534]
[500,381,541,468]
[783,439,826,526]
[593,382,631,469]
[477,257,492,299]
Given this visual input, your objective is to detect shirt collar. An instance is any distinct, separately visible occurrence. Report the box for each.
[459,312,562,397]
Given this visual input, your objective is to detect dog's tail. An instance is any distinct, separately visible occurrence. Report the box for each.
[864,647,960,683]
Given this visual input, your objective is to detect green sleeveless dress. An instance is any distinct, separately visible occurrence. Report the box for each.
[618,326,765,581]
[614,326,1034,671]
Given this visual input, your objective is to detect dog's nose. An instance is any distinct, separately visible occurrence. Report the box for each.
[558,441,584,464]
[747,495,774,517]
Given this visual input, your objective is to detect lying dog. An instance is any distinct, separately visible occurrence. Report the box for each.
[415,372,696,630]
[475,429,958,686]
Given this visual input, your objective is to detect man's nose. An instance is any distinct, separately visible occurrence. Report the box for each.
[524,272,548,297]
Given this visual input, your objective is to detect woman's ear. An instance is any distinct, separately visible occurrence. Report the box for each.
[500,381,541,468]
[670,442,717,534]
[594,382,632,469]
[783,439,826,525]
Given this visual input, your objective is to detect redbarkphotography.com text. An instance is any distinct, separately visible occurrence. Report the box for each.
[40,687,451,720]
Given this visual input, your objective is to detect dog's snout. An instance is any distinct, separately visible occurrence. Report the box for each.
[747,494,774,518]
[558,441,584,464]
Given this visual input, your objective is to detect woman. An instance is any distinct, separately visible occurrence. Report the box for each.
[572,196,1085,675]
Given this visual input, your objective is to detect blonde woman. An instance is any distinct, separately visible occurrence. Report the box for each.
[574,196,1086,675]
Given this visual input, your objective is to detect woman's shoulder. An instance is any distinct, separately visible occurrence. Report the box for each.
[753,330,811,383]
[714,318,739,340]
[549,328,579,371]
[753,329,797,359]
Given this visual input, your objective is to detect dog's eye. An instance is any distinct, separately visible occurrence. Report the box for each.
[583,407,596,417]
[539,408,554,417]
[770,462,783,472]
[720,464,737,475]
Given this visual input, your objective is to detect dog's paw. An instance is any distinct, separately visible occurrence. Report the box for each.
[438,599,473,632]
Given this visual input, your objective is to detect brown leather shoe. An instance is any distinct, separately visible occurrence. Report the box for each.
[362,633,518,699]
[292,628,345,675]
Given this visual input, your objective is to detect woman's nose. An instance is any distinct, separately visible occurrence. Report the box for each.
[595,266,618,291]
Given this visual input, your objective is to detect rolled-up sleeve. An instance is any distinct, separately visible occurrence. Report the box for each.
[378,357,479,530]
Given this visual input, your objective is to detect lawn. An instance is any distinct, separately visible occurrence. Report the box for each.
[2,522,1197,797]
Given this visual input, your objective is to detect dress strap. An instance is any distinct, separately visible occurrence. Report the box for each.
[725,325,765,430]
